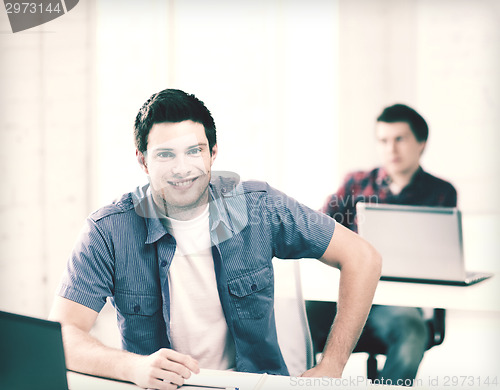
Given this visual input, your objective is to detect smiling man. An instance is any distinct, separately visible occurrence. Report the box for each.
[49,89,381,390]
[309,103,457,386]
[141,120,217,220]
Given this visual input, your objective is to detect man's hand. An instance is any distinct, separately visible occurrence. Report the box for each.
[131,349,199,390]
[300,357,342,379]
[49,297,200,389]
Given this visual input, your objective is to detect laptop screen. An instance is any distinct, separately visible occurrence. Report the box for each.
[356,203,466,282]
[0,310,69,390]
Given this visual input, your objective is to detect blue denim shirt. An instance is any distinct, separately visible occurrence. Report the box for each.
[58,175,335,375]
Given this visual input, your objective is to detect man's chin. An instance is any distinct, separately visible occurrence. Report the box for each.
[386,165,418,178]
[158,191,209,212]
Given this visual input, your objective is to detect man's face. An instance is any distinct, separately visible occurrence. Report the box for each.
[138,120,217,218]
[375,121,426,177]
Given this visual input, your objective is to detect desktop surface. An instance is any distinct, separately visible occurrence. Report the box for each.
[67,369,406,389]
[300,259,499,312]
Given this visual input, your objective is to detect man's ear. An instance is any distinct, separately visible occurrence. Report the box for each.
[136,150,149,174]
[419,141,427,156]
[210,144,218,164]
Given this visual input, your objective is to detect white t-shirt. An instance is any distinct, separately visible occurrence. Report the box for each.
[164,206,236,370]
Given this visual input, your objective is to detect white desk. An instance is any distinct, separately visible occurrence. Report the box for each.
[68,372,139,390]
[300,259,500,312]
[67,370,265,390]
[68,369,405,390]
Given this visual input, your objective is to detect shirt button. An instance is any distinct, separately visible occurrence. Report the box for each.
[160,260,168,267]
[251,283,257,292]
[133,305,141,313]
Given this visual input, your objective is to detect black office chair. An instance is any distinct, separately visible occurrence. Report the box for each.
[305,301,446,380]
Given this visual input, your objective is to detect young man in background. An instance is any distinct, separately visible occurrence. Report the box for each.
[309,103,457,385]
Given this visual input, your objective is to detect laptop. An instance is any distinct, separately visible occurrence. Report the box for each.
[356,203,493,286]
[0,310,69,390]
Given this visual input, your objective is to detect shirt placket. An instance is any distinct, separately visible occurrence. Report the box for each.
[156,234,176,346]
[209,191,241,368]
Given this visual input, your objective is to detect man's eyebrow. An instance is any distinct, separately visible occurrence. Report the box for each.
[151,146,174,152]
[151,142,208,152]
[188,142,208,147]
[186,142,208,149]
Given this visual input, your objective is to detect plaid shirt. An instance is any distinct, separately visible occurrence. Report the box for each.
[321,167,457,232]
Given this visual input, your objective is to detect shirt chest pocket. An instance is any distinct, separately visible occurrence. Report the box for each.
[227,267,273,319]
[114,293,163,342]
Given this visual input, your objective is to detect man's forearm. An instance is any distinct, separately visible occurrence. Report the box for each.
[61,324,139,382]
[320,256,380,376]
[303,223,382,378]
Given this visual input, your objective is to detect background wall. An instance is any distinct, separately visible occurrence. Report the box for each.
[94,0,338,208]
[0,0,96,318]
[0,0,498,381]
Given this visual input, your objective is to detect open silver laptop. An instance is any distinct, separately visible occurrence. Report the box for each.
[356,203,493,286]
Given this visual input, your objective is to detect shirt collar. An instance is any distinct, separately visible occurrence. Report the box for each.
[376,167,391,187]
[131,185,170,245]
[208,183,234,234]
[133,183,234,245]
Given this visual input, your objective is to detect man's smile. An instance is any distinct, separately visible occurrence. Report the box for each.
[167,176,200,188]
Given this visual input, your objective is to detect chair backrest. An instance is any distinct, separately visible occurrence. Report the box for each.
[427,308,446,348]
[273,258,314,376]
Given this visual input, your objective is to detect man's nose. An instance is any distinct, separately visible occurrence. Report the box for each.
[387,140,397,153]
[171,155,191,175]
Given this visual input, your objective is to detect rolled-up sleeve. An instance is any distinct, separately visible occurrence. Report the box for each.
[57,217,115,313]
[265,185,336,260]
